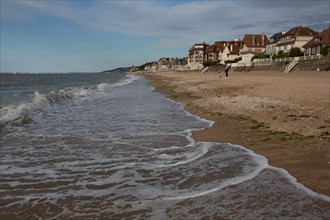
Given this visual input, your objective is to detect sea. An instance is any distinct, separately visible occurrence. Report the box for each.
[0,72,329,219]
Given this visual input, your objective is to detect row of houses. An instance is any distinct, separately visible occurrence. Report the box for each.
[187,25,330,70]
[130,57,188,72]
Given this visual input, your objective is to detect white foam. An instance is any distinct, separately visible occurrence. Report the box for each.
[96,83,111,91]
[156,142,211,168]
[111,74,141,88]
[163,144,269,200]
[267,166,330,202]
[0,76,138,127]
[0,91,50,125]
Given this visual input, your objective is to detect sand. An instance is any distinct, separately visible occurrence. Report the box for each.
[145,70,330,196]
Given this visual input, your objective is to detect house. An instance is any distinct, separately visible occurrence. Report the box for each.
[265,32,284,56]
[187,42,209,70]
[145,62,158,72]
[303,26,330,56]
[218,39,243,64]
[204,43,220,63]
[276,26,317,53]
[239,34,269,64]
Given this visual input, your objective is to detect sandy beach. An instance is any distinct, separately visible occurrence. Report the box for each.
[146,70,330,196]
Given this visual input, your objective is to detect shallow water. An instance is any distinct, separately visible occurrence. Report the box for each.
[0,73,329,219]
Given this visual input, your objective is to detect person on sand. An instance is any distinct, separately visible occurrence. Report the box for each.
[217,68,221,78]
[225,63,231,77]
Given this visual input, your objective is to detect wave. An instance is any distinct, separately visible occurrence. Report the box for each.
[0,75,138,128]
[163,142,269,200]
[156,142,211,168]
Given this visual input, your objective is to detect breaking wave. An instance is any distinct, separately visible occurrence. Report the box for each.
[0,75,138,128]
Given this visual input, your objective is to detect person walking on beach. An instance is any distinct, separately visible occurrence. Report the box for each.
[225,63,231,77]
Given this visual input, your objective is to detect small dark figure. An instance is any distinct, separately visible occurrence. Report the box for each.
[225,64,231,77]
[217,68,221,78]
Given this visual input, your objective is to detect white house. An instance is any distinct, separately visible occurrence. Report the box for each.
[276,26,317,53]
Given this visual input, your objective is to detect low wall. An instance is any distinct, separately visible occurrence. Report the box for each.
[233,58,329,72]
[292,58,329,72]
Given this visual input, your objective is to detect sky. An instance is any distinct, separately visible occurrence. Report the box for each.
[1,0,329,73]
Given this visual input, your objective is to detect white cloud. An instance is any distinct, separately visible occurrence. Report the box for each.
[2,0,329,41]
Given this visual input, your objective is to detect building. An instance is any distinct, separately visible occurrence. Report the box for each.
[204,43,220,63]
[187,42,209,70]
[239,34,269,64]
[303,26,330,56]
[276,26,317,53]
[218,39,243,64]
[265,32,284,56]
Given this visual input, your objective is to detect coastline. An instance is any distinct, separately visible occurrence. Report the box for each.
[145,70,330,196]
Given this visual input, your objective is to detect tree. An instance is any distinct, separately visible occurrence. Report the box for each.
[203,60,218,67]
[226,57,242,63]
[272,50,288,59]
[251,54,270,61]
[321,45,330,56]
[289,47,304,57]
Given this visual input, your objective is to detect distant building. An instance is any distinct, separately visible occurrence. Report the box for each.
[239,34,269,64]
[276,26,317,53]
[303,26,330,56]
[187,42,209,70]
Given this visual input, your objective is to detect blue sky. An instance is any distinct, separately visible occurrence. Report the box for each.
[1,0,329,73]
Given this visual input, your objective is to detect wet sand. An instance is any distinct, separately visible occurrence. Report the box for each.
[146,70,330,196]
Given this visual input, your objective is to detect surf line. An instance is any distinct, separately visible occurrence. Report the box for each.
[163,147,268,201]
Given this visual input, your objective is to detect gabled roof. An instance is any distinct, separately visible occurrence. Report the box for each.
[269,32,283,43]
[242,34,269,48]
[303,26,330,48]
[281,26,317,38]
[204,44,219,53]
[320,26,330,45]
[213,41,227,53]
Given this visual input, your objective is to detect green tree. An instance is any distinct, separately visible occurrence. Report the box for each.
[251,54,270,61]
[289,47,304,57]
[273,50,289,59]
[321,45,330,56]
[203,61,218,67]
[226,57,242,63]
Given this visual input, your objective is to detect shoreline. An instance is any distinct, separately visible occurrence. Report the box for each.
[145,70,330,196]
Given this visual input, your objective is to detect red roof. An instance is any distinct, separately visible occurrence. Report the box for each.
[320,26,330,45]
[204,44,218,53]
[282,26,317,38]
[303,26,330,48]
[242,34,269,48]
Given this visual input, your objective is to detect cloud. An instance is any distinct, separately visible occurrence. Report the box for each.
[2,0,329,40]
[233,24,257,30]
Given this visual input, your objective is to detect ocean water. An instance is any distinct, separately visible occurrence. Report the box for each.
[0,72,329,219]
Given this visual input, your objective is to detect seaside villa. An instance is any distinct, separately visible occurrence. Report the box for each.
[303,26,330,56]
[239,34,269,65]
[276,26,318,53]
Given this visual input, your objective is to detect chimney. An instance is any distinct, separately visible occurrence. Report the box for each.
[252,36,255,46]
[262,34,265,46]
